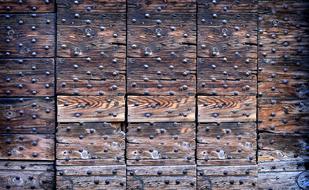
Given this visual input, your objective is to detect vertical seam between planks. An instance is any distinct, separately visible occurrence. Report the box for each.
[125,0,128,188]
[256,0,259,166]
[53,0,57,189]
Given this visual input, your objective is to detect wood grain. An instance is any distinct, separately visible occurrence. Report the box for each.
[57,96,125,122]
[128,96,195,122]
[0,0,55,13]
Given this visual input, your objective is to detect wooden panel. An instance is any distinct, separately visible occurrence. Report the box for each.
[0,0,55,13]
[198,0,258,13]
[198,96,256,122]
[258,133,308,162]
[0,14,55,58]
[128,96,195,122]
[57,165,126,190]
[57,122,125,164]
[0,97,55,134]
[197,57,257,95]
[127,122,195,165]
[258,171,304,190]
[197,123,256,166]
[57,10,125,58]
[128,57,196,95]
[57,96,125,122]
[197,165,257,190]
[127,165,196,190]
[0,59,54,96]
[0,161,54,189]
[57,0,126,13]
[57,58,125,96]
[0,134,54,160]
[258,98,309,134]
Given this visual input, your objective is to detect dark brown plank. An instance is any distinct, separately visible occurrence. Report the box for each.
[258,98,309,134]
[198,96,256,122]
[127,165,196,190]
[57,165,126,190]
[57,0,126,13]
[57,58,125,96]
[0,97,55,134]
[127,122,195,165]
[0,134,54,160]
[197,123,256,166]
[0,59,54,96]
[128,96,195,122]
[0,0,55,13]
[197,165,257,190]
[57,96,125,122]
[57,122,125,164]
[0,14,55,58]
[0,161,54,189]
[198,0,257,13]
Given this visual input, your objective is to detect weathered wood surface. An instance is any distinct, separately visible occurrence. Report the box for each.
[127,122,195,165]
[198,0,258,13]
[127,165,196,190]
[57,58,125,96]
[128,96,195,122]
[197,165,257,190]
[0,134,54,160]
[0,59,54,96]
[57,96,125,122]
[198,96,256,122]
[0,161,54,189]
[57,122,125,164]
[197,122,256,166]
[0,97,55,134]
[57,165,126,190]
[0,14,55,58]
[0,0,55,13]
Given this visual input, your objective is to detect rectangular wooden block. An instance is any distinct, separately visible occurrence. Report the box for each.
[57,96,125,122]
[198,96,256,122]
[128,57,196,95]
[197,57,257,95]
[57,122,125,164]
[128,96,195,122]
[0,134,54,160]
[197,123,256,166]
[0,97,55,134]
[0,161,54,189]
[127,165,196,190]
[198,0,258,13]
[0,0,55,13]
[258,98,309,134]
[197,165,257,190]
[57,10,125,58]
[57,58,125,96]
[0,59,54,96]
[127,122,195,165]
[0,14,55,58]
[57,165,126,190]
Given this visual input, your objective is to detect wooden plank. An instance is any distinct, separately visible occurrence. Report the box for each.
[197,123,256,166]
[0,0,55,13]
[0,134,54,160]
[128,96,195,122]
[258,1,309,15]
[258,160,307,173]
[127,165,196,190]
[258,133,308,162]
[0,59,54,96]
[198,96,256,122]
[0,97,55,134]
[127,122,195,165]
[197,165,257,190]
[57,96,125,122]
[57,58,125,96]
[197,57,257,95]
[57,165,126,190]
[57,10,126,58]
[258,98,309,134]
[0,161,54,189]
[0,14,55,58]
[128,0,196,14]
[198,0,257,13]
[57,0,126,13]
[57,122,125,164]
[258,171,304,190]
